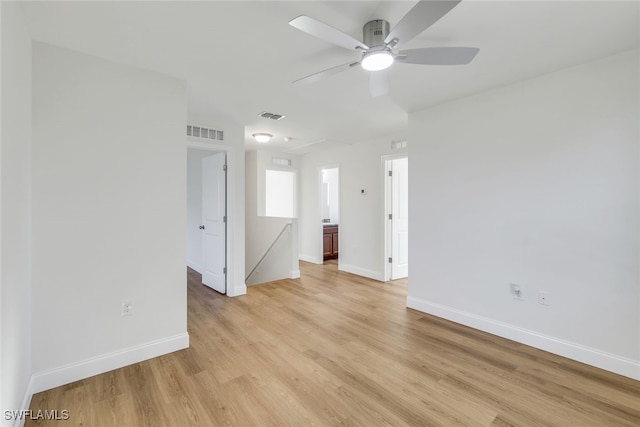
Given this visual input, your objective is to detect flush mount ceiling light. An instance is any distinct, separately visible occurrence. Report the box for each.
[361,49,394,71]
[253,133,273,143]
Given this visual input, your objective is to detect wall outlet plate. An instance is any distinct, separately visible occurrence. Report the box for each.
[121,300,134,316]
[538,291,550,306]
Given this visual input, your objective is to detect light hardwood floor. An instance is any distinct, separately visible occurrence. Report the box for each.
[28,261,639,426]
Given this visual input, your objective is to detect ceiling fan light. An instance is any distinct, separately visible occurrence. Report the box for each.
[361,51,394,71]
[253,133,272,143]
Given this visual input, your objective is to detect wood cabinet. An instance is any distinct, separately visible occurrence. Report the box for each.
[323,225,339,260]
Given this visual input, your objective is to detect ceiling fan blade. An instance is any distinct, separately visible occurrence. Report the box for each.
[369,70,389,98]
[293,62,359,85]
[289,15,369,51]
[385,0,461,45]
[397,47,479,65]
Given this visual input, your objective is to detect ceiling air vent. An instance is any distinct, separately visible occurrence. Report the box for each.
[259,111,286,121]
[391,139,407,150]
[187,125,224,141]
[272,157,292,166]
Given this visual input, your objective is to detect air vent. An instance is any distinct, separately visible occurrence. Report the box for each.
[272,157,292,166]
[259,111,286,121]
[187,125,224,141]
[391,139,407,150]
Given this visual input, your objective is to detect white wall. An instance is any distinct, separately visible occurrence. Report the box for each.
[31,43,188,390]
[299,139,407,280]
[187,115,246,297]
[1,2,33,422]
[407,50,640,379]
[245,150,299,284]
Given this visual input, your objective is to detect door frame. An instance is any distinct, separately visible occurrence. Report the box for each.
[318,164,340,264]
[201,151,227,294]
[187,142,232,292]
[382,153,408,281]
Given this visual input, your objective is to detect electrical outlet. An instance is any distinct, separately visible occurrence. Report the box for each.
[538,291,550,306]
[121,300,134,316]
[510,283,523,300]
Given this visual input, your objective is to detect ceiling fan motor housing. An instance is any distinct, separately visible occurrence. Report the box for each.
[363,20,390,47]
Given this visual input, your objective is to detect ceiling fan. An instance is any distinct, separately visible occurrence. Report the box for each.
[289,0,478,97]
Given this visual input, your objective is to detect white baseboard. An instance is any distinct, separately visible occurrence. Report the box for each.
[186,260,202,274]
[406,296,640,380]
[29,332,189,395]
[298,254,322,264]
[339,263,384,282]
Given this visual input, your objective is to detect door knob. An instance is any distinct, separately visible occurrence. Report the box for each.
[199,225,205,230]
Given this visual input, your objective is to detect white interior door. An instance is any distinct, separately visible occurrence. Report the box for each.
[202,153,226,293]
[391,157,409,279]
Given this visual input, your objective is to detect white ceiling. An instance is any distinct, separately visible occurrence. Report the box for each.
[21,1,640,154]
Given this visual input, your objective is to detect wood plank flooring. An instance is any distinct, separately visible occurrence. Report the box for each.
[27,261,640,426]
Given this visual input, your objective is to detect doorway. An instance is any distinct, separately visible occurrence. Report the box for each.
[385,156,408,280]
[320,167,340,263]
[187,148,227,294]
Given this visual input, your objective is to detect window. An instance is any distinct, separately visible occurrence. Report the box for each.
[265,169,297,218]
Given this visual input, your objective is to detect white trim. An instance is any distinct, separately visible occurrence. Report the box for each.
[339,263,384,282]
[187,142,245,297]
[382,154,408,282]
[406,296,640,380]
[383,157,392,282]
[227,284,247,297]
[317,164,340,265]
[187,139,229,152]
[289,269,301,279]
[225,150,245,298]
[299,254,322,264]
[15,376,36,427]
[381,152,409,162]
[186,260,202,274]
[29,332,189,394]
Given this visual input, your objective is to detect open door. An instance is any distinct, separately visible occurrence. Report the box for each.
[389,157,408,280]
[202,152,226,293]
